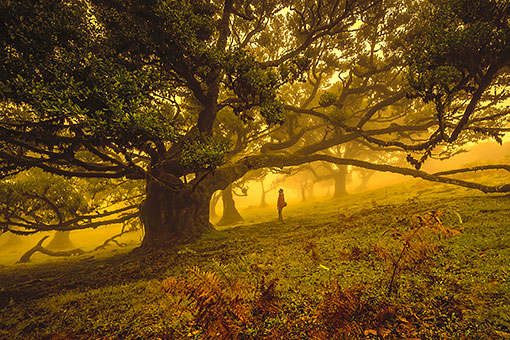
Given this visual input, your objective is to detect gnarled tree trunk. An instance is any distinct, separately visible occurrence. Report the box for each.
[140,178,214,247]
[357,169,375,192]
[217,184,244,226]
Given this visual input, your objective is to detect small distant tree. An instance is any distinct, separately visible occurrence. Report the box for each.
[46,231,75,250]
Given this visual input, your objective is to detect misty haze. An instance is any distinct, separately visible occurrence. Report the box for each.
[1,1,509,339]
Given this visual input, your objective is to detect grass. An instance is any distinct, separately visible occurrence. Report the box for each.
[0,172,509,339]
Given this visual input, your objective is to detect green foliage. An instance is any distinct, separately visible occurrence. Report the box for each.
[277,54,312,84]
[155,0,217,50]
[0,0,178,151]
[0,168,143,234]
[180,134,231,171]
[406,0,510,102]
[0,169,88,234]
[319,92,337,108]
[224,49,285,125]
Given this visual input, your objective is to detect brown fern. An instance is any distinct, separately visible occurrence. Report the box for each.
[162,267,251,340]
[252,277,280,321]
[315,283,396,340]
[384,210,461,296]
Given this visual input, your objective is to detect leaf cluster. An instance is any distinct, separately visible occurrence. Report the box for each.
[224,49,285,125]
[0,0,179,155]
[180,134,232,171]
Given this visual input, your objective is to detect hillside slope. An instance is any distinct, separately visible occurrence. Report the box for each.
[0,173,509,339]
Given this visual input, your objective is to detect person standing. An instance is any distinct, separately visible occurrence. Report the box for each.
[277,188,287,221]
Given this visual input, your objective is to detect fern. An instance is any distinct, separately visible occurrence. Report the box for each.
[162,267,286,340]
[381,210,461,296]
[315,283,395,340]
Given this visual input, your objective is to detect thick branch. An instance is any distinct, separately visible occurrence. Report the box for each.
[434,165,510,176]
[209,153,510,194]
[4,205,140,232]
[447,64,499,143]
[18,236,85,263]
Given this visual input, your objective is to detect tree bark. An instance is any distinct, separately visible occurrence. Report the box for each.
[217,184,244,225]
[333,165,348,198]
[140,178,214,247]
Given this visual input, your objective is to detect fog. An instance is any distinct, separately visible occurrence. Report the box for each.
[1,140,509,266]
[0,224,142,266]
[229,140,510,210]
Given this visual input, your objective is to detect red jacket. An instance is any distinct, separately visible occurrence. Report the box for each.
[277,193,286,209]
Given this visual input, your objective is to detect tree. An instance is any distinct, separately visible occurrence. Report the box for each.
[217,183,245,226]
[404,0,510,165]
[0,168,140,234]
[1,0,509,248]
[209,191,222,220]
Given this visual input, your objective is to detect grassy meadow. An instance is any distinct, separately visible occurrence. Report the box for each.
[0,171,509,340]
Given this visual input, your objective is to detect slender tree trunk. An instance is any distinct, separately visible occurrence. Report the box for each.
[47,231,74,250]
[140,178,214,247]
[260,180,267,208]
[217,184,244,225]
[301,184,307,202]
[357,170,375,191]
[307,182,315,200]
[333,165,348,198]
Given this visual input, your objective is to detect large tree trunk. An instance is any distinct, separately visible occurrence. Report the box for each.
[140,178,214,247]
[47,231,75,250]
[217,184,244,226]
[333,165,348,198]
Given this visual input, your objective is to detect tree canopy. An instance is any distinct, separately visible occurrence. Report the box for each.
[1,0,509,246]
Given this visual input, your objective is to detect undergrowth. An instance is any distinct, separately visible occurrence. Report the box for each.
[1,175,509,339]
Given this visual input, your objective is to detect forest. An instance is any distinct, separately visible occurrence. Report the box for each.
[0,0,509,339]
